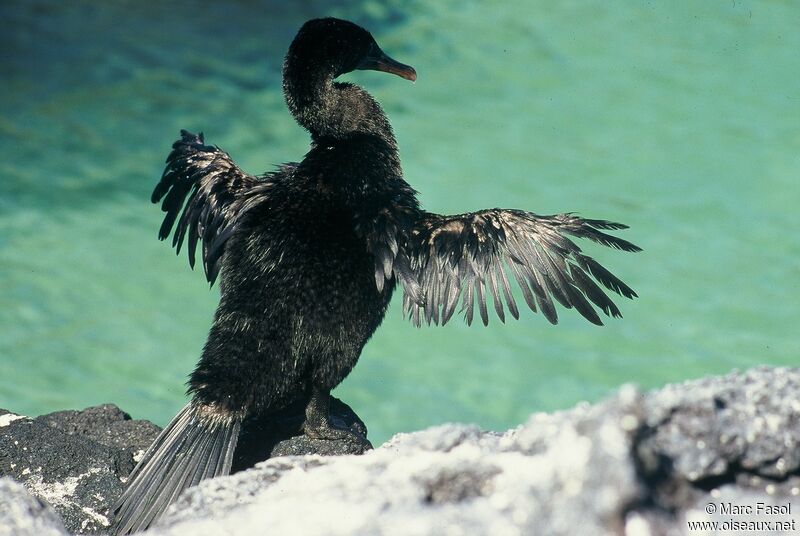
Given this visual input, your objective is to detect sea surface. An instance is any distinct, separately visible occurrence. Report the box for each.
[1,1,798,445]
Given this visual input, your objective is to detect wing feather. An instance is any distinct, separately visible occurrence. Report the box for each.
[486,265,505,323]
[474,275,489,326]
[496,262,519,320]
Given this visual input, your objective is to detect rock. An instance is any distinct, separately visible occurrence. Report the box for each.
[147,367,800,536]
[36,405,161,454]
[641,368,800,482]
[0,405,160,534]
[144,390,646,536]
[0,398,368,534]
[0,477,69,536]
[2,367,799,535]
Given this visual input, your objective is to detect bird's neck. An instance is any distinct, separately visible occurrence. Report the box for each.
[283,70,397,145]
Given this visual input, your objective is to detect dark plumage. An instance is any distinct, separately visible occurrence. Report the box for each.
[112,17,639,533]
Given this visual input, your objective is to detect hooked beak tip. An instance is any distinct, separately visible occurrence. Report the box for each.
[395,67,417,82]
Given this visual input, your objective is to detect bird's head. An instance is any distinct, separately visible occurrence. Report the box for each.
[286,18,416,83]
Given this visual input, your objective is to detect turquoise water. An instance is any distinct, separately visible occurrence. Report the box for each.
[1,1,798,446]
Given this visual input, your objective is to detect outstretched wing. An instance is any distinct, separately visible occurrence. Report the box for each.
[400,209,640,327]
[152,130,275,285]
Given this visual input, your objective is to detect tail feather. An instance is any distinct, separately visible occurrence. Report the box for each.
[111,402,241,535]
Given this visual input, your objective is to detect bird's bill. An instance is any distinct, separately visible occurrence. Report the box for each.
[357,46,417,82]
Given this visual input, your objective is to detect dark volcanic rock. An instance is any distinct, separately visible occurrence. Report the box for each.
[0,405,159,534]
[37,404,161,454]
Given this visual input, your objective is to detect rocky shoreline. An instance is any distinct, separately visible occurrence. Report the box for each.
[2,366,798,535]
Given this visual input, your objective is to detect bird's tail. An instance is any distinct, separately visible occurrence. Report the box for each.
[111,401,242,535]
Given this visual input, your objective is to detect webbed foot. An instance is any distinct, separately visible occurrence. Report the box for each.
[303,386,372,450]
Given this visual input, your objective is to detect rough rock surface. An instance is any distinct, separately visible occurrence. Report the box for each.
[1,367,799,535]
[0,398,368,534]
[148,367,800,536]
[0,404,160,534]
[0,477,69,536]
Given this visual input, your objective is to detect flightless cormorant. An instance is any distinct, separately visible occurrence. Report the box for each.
[112,17,640,533]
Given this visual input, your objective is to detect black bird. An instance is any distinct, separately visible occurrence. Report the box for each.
[112,17,640,533]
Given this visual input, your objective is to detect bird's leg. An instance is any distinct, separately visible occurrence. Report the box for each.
[302,385,372,448]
